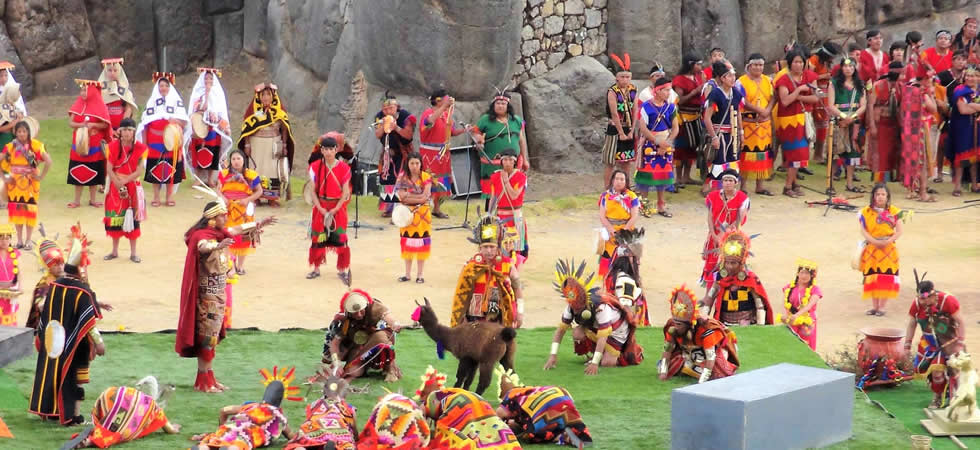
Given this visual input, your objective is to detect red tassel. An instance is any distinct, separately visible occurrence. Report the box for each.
[610,53,626,72]
[624,53,631,70]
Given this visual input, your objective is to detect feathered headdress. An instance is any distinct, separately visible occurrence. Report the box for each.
[554,259,599,314]
[469,201,503,247]
[64,222,91,278]
[494,365,523,401]
[33,224,63,272]
[668,284,698,324]
[340,289,373,314]
[381,90,398,106]
[491,81,514,103]
[259,366,304,402]
[613,227,645,260]
[414,365,447,401]
[610,52,632,74]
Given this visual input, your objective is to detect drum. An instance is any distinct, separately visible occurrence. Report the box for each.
[593,228,609,256]
[190,112,208,138]
[44,320,66,359]
[302,180,315,206]
[72,128,90,156]
[392,204,413,228]
[163,123,184,153]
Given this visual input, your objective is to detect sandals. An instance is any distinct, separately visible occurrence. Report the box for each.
[933,177,943,183]
[657,209,673,218]
[846,186,866,193]
[866,309,877,316]
[236,268,246,275]
[22,241,32,251]
[66,202,80,208]
[165,200,176,207]
[953,190,962,197]
[927,187,939,194]
[782,187,802,198]
[151,200,161,207]
[306,271,321,279]
[432,211,449,219]
[917,195,937,203]
[337,270,351,285]
[874,310,886,317]
[397,276,411,282]
[416,277,425,284]
[88,201,103,207]
[754,189,774,196]
[130,255,141,263]
[103,254,118,261]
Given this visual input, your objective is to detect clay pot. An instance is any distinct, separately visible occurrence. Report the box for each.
[857,327,907,371]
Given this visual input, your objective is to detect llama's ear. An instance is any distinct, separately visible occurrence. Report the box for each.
[424,297,431,307]
[414,299,421,306]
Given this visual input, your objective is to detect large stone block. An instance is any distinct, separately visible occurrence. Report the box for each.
[153,0,213,74]
[85,0,156,81]
[0,22,32,98]
[242,0,269,57]
[741,0,798,65]
[681,0,744,67]
[798,0,834,47]
[352,0,523,100]
[284,0,349,78]
[4,0,97,72]
[520,56,613,174]
[0,326,33,368]
[607,0,681,75]
[317,22,362,133]
[213,11,244,68]
[671,363,853,450]
[33,56,102,95]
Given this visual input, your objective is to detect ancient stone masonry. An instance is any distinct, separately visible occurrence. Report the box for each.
[515,0,609,85]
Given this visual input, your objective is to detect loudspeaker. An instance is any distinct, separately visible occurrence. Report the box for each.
[350,158,379,196]
[449,146,481,197]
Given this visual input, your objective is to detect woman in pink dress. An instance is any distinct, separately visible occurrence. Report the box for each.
[776,259,822,351]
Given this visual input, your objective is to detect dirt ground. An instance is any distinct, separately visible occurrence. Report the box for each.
[12,64,980,361]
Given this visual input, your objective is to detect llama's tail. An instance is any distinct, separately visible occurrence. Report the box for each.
[500,327,517,342]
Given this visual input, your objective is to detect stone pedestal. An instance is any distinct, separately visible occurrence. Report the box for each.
[922,407,980,436]
[671,363,853,450]
[0,326,33,368]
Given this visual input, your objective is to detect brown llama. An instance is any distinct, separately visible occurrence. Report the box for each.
[413,297,517,395]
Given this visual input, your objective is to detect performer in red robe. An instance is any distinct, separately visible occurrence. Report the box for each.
[103,118,147,262]
[700,170,749,291]
[176,201,276,393]
[306,134,352,283]
[67,80,111,208]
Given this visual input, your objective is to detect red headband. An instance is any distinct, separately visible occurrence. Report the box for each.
[653,82,673,93]
[966,17,978,25]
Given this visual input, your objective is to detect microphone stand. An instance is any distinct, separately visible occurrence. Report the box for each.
[348,147,384,239]
[435,141,479,231]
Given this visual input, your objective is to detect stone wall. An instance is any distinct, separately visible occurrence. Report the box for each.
[516,0,608,84]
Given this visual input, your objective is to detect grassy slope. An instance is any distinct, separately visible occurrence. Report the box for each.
[0,326,909,449]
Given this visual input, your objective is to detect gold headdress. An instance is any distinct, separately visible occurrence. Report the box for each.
[553,259,599,315]
[414,365,447,401]
[100,57,123,66]
[718,230,751,278]
[203,201,228,219]
[0,223,13,237]
[74,79,101,88]
[259,366,303,402]
[795,258,818,280]
[668,285,698,324]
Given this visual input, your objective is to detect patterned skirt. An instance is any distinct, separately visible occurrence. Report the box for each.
[400,204,432,261]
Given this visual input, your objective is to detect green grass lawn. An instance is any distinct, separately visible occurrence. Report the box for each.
[0,326,912,449]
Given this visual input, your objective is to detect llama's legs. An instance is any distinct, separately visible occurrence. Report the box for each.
[500,344,516,371]
[475,360,496,395]
[455,358,475,389]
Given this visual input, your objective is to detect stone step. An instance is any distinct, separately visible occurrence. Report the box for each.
[0,326,34,369]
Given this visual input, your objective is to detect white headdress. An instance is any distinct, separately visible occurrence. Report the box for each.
[135,78,191,151]
[98,58,138,111]
[1,64,26,117]
[188,68,232,161]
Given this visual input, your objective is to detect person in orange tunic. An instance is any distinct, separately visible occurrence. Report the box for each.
[218,149,262,275]
[0,119,52,248]
[306,135,351,282]
[103,118,147,262]
[659,285,739,383]
[67,80,111,208]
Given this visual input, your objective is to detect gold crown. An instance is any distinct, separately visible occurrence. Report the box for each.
[795,258,818,271]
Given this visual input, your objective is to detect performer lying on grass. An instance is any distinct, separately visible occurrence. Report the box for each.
[63,376,180,449]
[495,366,593,447]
